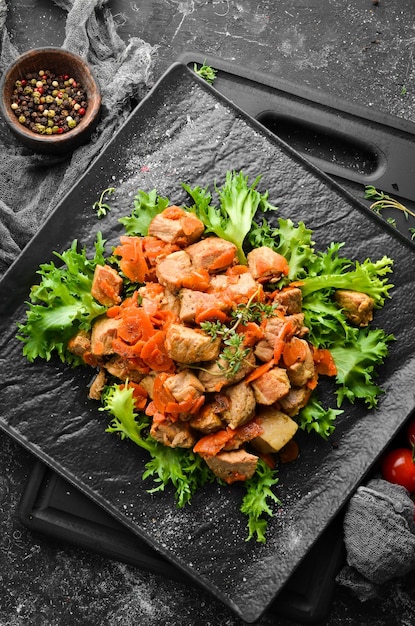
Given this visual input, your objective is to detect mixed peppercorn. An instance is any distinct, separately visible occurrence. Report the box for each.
[10,69,87,135]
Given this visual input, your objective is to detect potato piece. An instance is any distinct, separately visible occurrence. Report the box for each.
[251,407,298,454]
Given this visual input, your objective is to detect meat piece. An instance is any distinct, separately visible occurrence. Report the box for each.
[155,250,193,291]
[285,339,315,387]
[221,381,256,429]
[90,316,120,356]
[165,323,221,363]
[67,330,92,359]
[288,313,309,338]
[88,368,107,400]
[163,369,205,404]
[279,385,312,417]
[150,418,196,448]
[254,339,274,363]
[103,356,144,383]
[198,349,256,392]
[179,288,231,323]
[138,283,180,317]
[273,287,302,314]
[225,271,258,303]
[139,372,158,399]
[201,449,258,484]
[251,366,291,405]
[148,206,204,245]
[247,246,289,282]
[251,407,298,454]
[254,313,308,362]
[185,237,238,272]
[334,289,374,327]
[190,404,224,434]
[91,264,123,307]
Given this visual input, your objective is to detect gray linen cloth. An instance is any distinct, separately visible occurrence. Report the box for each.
[337,478,415,600]
[0,0,156,275]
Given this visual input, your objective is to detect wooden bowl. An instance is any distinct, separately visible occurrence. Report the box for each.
[0,48,101,154]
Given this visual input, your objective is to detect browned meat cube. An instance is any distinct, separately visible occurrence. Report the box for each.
[88,368,107,400]
[67,329,92,359]
[273,287,302,314]
[165,323,221,363]
[179,288,231,323]
[201,449,258,484]
[221,380,256,429]
[163,369,205,404]
[251,407,298,454]
[334,289,374,327]
[279,385,312,417]
[90,317,120,356]
[150,418,196,448]
[251,367,291,405]
[148,206,204,245]
[226,271,258,302]
[285,339,315,387]
[190,404,224,434]
[91,264,123,307]
[139,372,158,398]
[254,313,309,362]
[138,284,180,316]
[247,246,289,282]
[198,349,256,392]
[185,237,238,272]
[155,250,193,291]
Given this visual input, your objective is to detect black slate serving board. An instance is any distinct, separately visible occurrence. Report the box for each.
[1,62,415,623]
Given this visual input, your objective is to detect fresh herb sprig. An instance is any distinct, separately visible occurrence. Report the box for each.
[364,185,415,240]
[93,187,115,218]
[193,61,217,84]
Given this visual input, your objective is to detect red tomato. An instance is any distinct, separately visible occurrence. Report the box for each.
[381,448,415,493]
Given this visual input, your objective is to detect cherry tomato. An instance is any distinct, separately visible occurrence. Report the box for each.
[381,447,415,493]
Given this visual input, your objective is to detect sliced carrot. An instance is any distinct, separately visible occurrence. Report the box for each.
[238,321,264,347]
[282,336,308,367]
[193,428,235,456]
[114,236,149,283]
[273,318,295,363]
[140,330,175,372]
[181,268,210,291]
[166,394,205,416]
[226,264,250,276]
[142,236,180,265]
[312,347,337,376]
[245,358,275,384]
[124,381,148,410]
[152,372,176,413]
[195,307,228,325]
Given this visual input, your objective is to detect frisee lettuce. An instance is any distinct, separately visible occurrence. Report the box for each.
[183,170,278,263]
[102,383,213,507]
[240,458,281,543]
[17,234,107,364]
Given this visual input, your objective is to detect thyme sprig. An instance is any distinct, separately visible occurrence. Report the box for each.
[200,289,274,378]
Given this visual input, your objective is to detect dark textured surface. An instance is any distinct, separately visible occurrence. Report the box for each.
[2,2,415,625]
